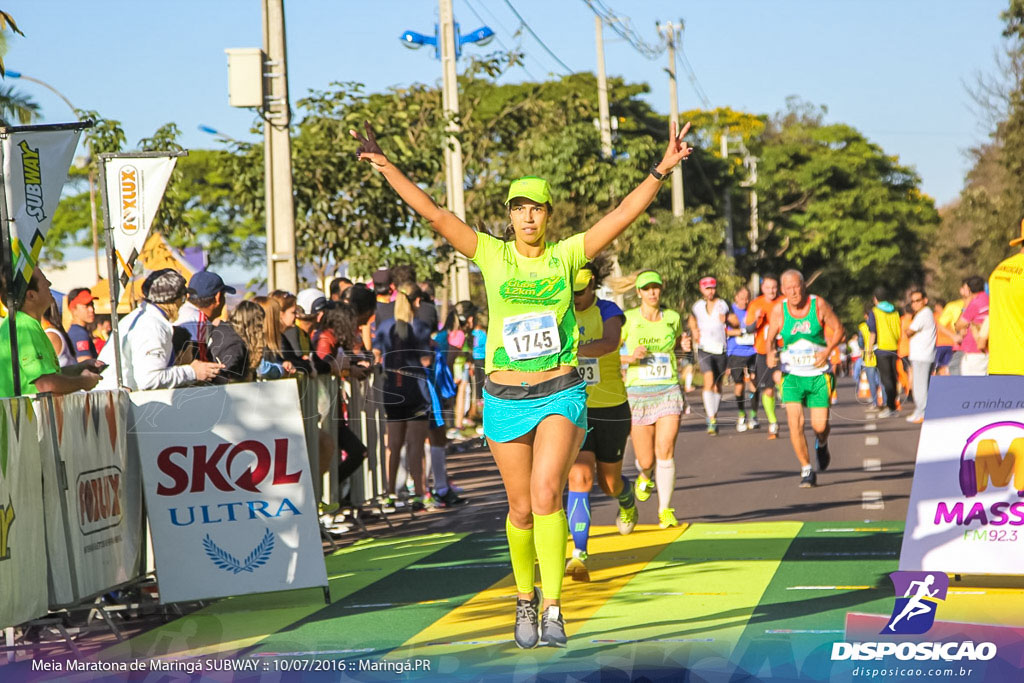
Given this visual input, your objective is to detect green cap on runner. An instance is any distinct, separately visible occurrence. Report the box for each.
[505,176,552,205]
[636,271,663,289]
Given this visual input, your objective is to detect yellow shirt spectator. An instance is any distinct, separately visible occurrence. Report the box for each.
[987,251,1024,375]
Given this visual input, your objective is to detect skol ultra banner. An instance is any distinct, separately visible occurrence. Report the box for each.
[39,391,143,606]
[901,375,1024,574]
[102,154,179,287]
[129,380,328,603]
[0,397,48,629]
[2,126,82,300]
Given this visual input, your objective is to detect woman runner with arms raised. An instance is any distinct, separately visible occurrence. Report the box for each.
[351,120,692,649]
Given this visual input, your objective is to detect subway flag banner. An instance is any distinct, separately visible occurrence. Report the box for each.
[901,376,1024,575]
[102,154,178,287]
[1,126,82,301]
[0,398,48,629]
[129,380,328,604]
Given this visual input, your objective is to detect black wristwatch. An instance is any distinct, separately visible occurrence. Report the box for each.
[649,164,667,181]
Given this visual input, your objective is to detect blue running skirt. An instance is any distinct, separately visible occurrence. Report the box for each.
[483,372,588,443]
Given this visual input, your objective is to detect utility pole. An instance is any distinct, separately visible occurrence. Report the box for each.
[439,0,472,303]
[720,127,734,258]
[657,21,684,217]
[262,0,297,293]
[740,149,759,293]
[594,15,612,159]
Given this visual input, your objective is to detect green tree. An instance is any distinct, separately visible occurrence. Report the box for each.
[925,1,1024,298]
[617,207,741,312]
[754,101,939,321]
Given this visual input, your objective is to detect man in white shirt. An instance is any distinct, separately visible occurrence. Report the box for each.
[905,288,936,424]
[97,269,223,391]
[687,276,730,435]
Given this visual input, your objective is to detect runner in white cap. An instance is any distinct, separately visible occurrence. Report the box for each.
[688,276,730,435]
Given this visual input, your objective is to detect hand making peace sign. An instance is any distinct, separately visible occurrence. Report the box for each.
[349,121,387,168]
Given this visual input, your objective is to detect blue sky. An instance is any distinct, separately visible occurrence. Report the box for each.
[5,1,1010,212]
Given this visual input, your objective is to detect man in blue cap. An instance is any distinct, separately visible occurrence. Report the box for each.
[176,271,236,362]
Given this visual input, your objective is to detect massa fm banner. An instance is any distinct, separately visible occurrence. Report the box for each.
[901,375,1024,575]
[129,380,328,604]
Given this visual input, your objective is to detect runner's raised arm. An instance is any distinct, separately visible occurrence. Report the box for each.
[350,122,478,258]
[583,121,693,258]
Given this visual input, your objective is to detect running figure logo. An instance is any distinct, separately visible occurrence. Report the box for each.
[882,571,948,635]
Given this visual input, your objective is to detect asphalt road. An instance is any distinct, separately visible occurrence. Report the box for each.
[392,374,923,537]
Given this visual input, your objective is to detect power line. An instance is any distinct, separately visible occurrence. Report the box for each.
[581,0,664,60]
[677,48,711,109]
[462,0,540,81]
[501,0,574,74]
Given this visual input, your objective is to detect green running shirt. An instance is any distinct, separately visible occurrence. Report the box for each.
[622,307,683,387]
[471,231,589,374]
[780,296,827,377]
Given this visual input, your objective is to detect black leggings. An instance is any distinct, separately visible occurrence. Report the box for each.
[875,352,899,411]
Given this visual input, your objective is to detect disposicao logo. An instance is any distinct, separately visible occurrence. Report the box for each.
[830,571,997,662]
[882,571,947,635]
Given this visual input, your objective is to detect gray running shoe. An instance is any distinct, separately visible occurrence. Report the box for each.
[514,587,541,649]
[540,605,567,647]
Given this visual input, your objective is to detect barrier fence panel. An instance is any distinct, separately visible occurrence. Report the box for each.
[345,368,388,506]
[128,380,328,603]
[0,397,48,630]
[39,390,143,607]
[315,376,341,507]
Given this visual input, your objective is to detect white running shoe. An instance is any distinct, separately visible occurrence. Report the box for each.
[736,415,748,432]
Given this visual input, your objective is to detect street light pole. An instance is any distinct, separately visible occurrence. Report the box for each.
[6,71,101,281]
[402,6,492,304]
[439,0,471,303]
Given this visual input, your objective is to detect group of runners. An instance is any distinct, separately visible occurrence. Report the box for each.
[351,119,842,649]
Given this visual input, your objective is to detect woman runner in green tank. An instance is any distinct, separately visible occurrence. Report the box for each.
[564,259,639,584]
[621,270,691,528]
[351,121,693,648]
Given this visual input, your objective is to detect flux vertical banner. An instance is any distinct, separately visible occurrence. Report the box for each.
[98,150,186,389]
[100,152,184,288]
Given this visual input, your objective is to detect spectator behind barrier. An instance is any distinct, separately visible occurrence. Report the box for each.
[987,221,1024,375]
[42,302,76,368]
[955,275,989,376]
[295,288,328,369]
[340,283,377,353]
[96,269,223,390]
[223,300,267,381]
[177,271,236,362]
[329,276,352,302]
[254,295,297,378]
[66,287,99,361]
[311,302,365,378]
[271,290,312,374]
[93,316,112,355]
[0,269,102,397]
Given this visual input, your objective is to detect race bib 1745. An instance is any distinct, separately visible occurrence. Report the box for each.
[503,310,559,361]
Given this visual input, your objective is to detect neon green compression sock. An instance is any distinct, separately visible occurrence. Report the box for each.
[532,510,568,601]
[762,393,778,423]
[505,516,536,595]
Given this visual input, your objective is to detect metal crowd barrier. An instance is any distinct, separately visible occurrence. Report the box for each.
[0,372,389,640]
